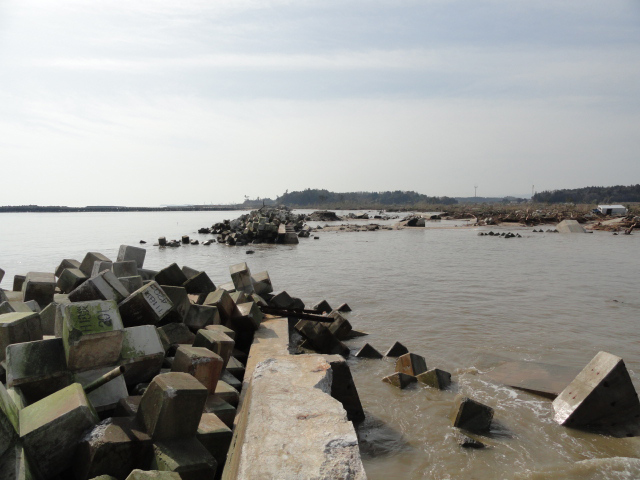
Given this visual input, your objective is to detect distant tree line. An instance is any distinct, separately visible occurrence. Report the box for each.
[532,185,640,204]
[274,189,458,207]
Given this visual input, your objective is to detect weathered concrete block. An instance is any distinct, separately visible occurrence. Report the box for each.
[327,311,352,340]
[0,301,33,314]
[229,291,248,305]
[22,272,56,308]
[289,297,305,310]
[325,355,365,423]
[136,372,208,440]
[113,395,141,417]
[203,395,236,429]
[74,416,153,480]
[0,312,43,362]
[269,291,294,309]
[151,437,217,479]
[384,341,409,357]
[19,383,99,478]
[455,432,485,449]
[154,263,188,287]
[55,258,81,278]
[117,245,146,268]
[449,395,494,432]
[113,260,138,278]
[61,300,124,371]
[251,271,273,295]
[396,353,428,377]
[137,268,158,282]
[157,323,195,351]
[552,351,640,428]
[249,293,268,307]
[336,303,352,312]
[6,338,71,403]
[184,304,220,332]
[91,261,114,277]
[214,380,239,407]
[69,270,130,303]
[227,301,263,332]
[119,325,165,386]
[181,235,190,244]
[295,320,350,357]
[158,236,168,247]
[221,370,242,391]
[311,300,332,314]
[75,366,129,412]
[183,271,216,296]
[416,368,452,390]
[382,372,416,389]
[217,281,236,293]
[118,282,173,327]
[38,302,59,336]
[80,252,112,276]
[119,275,144,294]
[126,470,181,480]
[226,356,245,381]
[160,285,191,321]
[229,263,254,294]
[205,324,236,340]
[172,346,224,394]
[0,382,20,436]
[354,343,383,359]
[0,267,4,285]
[193,329,235,370]
[56,268,88,294]
[197,412,232,468]
[12,275,25,292]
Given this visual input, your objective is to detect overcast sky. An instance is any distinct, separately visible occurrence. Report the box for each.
[1,0,639,206]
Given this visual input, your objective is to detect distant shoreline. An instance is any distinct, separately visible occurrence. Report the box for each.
[0,205,249,213]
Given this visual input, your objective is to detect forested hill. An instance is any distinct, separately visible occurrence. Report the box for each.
[532,185,640,204]
[275,189,458,207]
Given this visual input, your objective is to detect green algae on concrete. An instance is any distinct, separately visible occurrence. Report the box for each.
[62,300,124,370]
[19,382,99,478]
[119,325,165,386]
[0,312,43,362]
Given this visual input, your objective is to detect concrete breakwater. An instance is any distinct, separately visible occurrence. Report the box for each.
[0,248,374,479]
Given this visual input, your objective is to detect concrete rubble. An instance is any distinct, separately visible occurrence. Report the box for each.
[0,247,368,480]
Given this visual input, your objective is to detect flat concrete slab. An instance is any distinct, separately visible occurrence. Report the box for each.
[484,360,580,398]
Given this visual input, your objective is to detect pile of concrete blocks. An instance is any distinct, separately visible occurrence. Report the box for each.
[0,250,289,479]
[195,206,312,246]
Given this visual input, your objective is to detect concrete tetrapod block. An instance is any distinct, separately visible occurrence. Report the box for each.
[311,300,332,314]
[154,264,188,288]
[74,416,153,480]
[193,329,235,370]
[228,301,263,333]
[205,324,236,340]
[354,343,383,359]
[229,291,248,305]
[250,271,273,296]
[182,271,216,296]
[449,395,494,433]
[91,261,114,277]
[203,290,237,322]
[55,258,81,278]
[0,301,33,314]
[56,268,88,294]
[385,341,409,358]
[120,325,165,386]
[75,366,129,412]
[336,303,352,312]
[225,356,245,381]
[157,323,195,352]
[61,300,124,371]
[172,346,224,394]
[203,395,236,429]
[118,282,173,327]
[295,320,350,357]
[0,267,4,284]
[552,351,640,430]
[113,260,138,279]
[214,380,239,407]
[6,338,72,403]
[269,291,294,309]
[160,285,191,322]
[396,353,428,377]
[13,275,26,292]
[221,370,242,391]
[324,355,365,423]
[226,354,366,480]
[136,372,208,441]
[113,395,141,417]
[22,272,56,308]
[80,252,112,276]
[69,270,130,303]
[416,368,452,390]
[382,372,416,390]
[0,312,43,362]
[196,412,233,468]
[119,275,144,294]
[327,311,353,339]
[151,437,217,480]
[184,304,220,332]
[19,382,99,478]
[229,262,254,294]
[117,245,147,269]
[556,219,587,233]
[126,470,181,480]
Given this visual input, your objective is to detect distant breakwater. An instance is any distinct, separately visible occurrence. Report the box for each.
[0,205,248,213]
